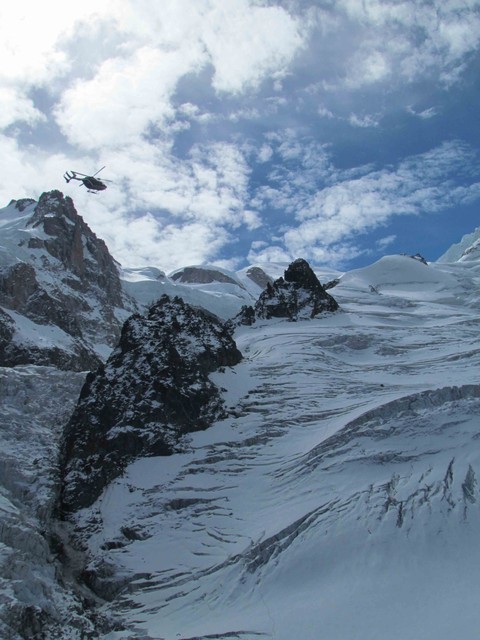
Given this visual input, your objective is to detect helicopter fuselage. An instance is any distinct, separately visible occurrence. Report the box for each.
[82,176,107,191]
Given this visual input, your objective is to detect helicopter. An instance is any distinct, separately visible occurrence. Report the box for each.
[63,166,112,193]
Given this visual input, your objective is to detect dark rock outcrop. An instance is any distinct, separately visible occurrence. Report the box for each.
[0,306,100,370]
[27,192,124,308]
[236,259,338,324]
[60,295,242,513]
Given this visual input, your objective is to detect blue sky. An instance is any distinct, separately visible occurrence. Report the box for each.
[1,0,480,272]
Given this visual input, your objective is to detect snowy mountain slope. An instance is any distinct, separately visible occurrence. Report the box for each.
[121,265,264,320]
[121,262,342,321]
[67,255,480,640]
[437,226,480,263]
[60,294,242,514]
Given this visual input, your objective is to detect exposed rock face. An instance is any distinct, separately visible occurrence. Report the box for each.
[171,266,242,287]
[27,192,124,307]
[60,295,242,513]
[237,259,338,323]
[0,307,100,370]
[407,253,428,265]
[0,191,137,369]
[245,266,274,290]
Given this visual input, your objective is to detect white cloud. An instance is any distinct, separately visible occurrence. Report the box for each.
[0,135,85,204]
[200,2,304,94]
[348,113,380,128]
[247,244,292,265]
[346,50,391,88]
[407,106,438,119]
[253,139,480,266]
[67,139,257,268]
[54,44,204,149]
[0,88,46,130]
[328,0,480,89]
[376,235,397,250]
[257,145,274,163]
[94,212,231,271]
[318,106,334,119]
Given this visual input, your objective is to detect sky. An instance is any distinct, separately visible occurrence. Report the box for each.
[1,0,480,273]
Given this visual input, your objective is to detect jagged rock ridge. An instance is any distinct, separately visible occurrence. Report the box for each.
[237,258,338,324]
[60,294,242,513]
[0,191,137,370]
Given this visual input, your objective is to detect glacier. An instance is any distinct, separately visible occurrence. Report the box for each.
[1,193,480,639]
[74,257,480,639]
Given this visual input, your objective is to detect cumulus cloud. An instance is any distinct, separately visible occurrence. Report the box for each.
[54,45,204,149]
[0,88,46,130]
[51,0,304,151]
[200,2,304,94]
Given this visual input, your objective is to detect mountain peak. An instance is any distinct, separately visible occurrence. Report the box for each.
[0,191,136,369]
[254,258,339,321]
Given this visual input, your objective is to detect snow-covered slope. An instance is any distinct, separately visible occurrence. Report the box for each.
[121,264,263,320]
[67,254,480,640]
[2,188,480,638]
[0,366,100,638]
[121,262,341,320]
[437,225,480,263]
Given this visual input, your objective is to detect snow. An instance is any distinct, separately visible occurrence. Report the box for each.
[3,189,480,638]
[0,366,89,635]
[6,308,77,352]
[70,254,480,640]
[437,226,480,262]
[121,267,256,319]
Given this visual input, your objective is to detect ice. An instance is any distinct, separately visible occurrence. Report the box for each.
[3,191,480,638]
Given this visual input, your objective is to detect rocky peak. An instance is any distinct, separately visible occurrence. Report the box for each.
[60,294,242,513]
[0,191,137,369]
[26,191,123,304]
[237,258,338,323]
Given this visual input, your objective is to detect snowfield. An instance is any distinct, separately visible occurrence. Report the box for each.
[64,255,480,640]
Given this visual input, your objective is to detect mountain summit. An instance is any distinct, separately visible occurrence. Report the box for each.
[255,257,339,319]
[0,191,136,370]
